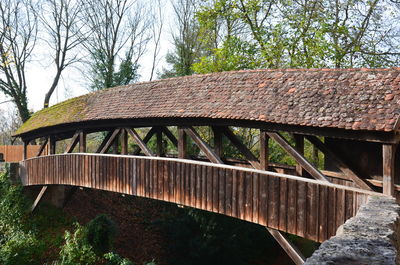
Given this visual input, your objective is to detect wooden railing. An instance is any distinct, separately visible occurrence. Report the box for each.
[20,153,381,242]
[0,145,40,162]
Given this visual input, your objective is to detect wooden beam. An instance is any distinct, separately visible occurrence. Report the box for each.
[178,127,187,159]
[23,141,28,160]
[133,127,157,155]
[220,127,261,169]
[156,127,163,156]
[161,127,178,147]
[294,134,304,177]
[121,129,128,155]
[184,127,223,164]
[65,131,80,154]
[49,136,56,155]
[268,132,329,182]
[260,130,269,170]
[31,186,48,212]
[126,128,154,156]
[305,135,372,191]
[112,134,119,154]
[383,144,397,196]
[95,131,113,153]
[267,228,305,265]
[100,129,121,154]
[79,131,86,153]
[212,126,223,157]
[36,138,49,157]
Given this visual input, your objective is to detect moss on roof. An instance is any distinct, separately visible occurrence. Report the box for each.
[15,94,89,135]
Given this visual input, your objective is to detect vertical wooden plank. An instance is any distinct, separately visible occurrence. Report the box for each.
[287,178,297,235]
[258,172,268,226]
[212,167,219,213]
[185,162,191,206]
[169,161,176,203]
[225,169,233,217]
[206,166,213,211]
[196,164,202,209]
[156,128,163,156]
[335,188,345,232]
[164,161,169,201]
[232,170,238,218]
[244,171,253,222]
[238,170,245,220]
[252,172,259,223]
[201,165,207,209]
[383,144,396,196]
[318,185,328,242]
[306,183,318,241]
[176,162,181,203]
[268,176,280,229]
[260,130,269,170]
[218,168,226,214]
[296,181,306,237]
[190,163,196,207]
[344,190,354,221]
[278,178,288,231]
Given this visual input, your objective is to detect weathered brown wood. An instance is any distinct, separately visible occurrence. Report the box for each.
[121,129,128,155]
[31,186,48,212]
[184,127,223,164]
[156,127,164,156]
[49,136,56,155]
[126,128,154,156]
[22,153,375,243]
[161,127,178,147]
[178,127,187,159]
[268,132,329,182]
[220,127,261,169]
[79,131,86,153]
[212,126,223,157]
[260,130,269,170]
[100,129,121,154]
[383,144,397,196]
[293,134,304,177]
[133,127,157,155]
[36,138,49,157]
[266,228,305,265]
[23,141,28,160]
[305,135,372,190]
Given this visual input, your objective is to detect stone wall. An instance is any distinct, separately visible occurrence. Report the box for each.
[304,196,400,265]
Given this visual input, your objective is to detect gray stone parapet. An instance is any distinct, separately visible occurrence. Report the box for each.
[304,196,400,265]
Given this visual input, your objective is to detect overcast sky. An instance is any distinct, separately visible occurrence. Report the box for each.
[0,0,174,116]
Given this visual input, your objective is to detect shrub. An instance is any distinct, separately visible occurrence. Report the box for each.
[104,252,134,265]
[0,229,45,265]
[86,214,117,255]
[59,223,98,265]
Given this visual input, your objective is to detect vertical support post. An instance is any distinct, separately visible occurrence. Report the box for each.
[23,140,28,160]
[121,129,128,155]
[113,132,119,154]
[294,134,304,177]
[383,144,396,196]
[178,127,187,159]
[260,130,269,170]
[156,127,163,156]
[49,136,56,155]
[213,126,223,158]
[79,131,86,153]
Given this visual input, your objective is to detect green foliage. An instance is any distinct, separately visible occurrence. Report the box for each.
[162,207,278,265]
[104,252,134,265]
[59,223,98,265]
[0,230,45,265]
[86,214,118,255]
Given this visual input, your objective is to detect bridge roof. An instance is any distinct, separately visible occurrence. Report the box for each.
[15,68,400,138]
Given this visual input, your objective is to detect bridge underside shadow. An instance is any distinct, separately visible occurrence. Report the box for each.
[20,153,376,243]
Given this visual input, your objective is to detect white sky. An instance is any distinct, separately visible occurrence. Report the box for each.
[0,0,175,116]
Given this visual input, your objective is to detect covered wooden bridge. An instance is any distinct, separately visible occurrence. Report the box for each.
[15,68,400,264]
